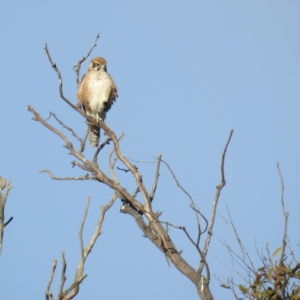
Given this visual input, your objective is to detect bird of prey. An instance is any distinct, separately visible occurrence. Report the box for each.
[76,57,118,147]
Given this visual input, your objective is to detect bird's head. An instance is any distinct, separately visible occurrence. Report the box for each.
[88,57,107,72]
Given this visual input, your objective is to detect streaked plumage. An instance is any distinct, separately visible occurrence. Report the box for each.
[77,57,118,147]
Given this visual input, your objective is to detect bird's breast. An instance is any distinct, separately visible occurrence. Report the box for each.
[87,72,113,114]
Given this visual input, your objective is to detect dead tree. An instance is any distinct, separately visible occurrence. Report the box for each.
[29,35,233,300]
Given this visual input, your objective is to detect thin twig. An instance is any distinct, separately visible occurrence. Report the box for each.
[265,240,274,268]
[254,238,267,267]
[4,216,13,227]
[57,194,117,300]
[276,162,289,266]
[132,187,140,198]
[159,158,201,251]
[230,278,241,300]
[127,158,157,164]
[161,220,211,282]
[58,252,67,297]
[160,158,195,204]
[78,129,89,154]
[84,193,117,259]
[108,134,124,182]
[150,154,162,202]
[44,45,77,109]
[40,170,96,181]
[92,137,112,167]
[218,203,255,271]
[51,112,82,142]
[73,34,100,87]
[190,205,208,237]
[45,259,57,300]
[199,129,233,274]
[79,197,91,263]
[213,235,250,284]
[116,167,130,173]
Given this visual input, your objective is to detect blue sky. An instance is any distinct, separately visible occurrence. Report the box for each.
[0,1,299,299]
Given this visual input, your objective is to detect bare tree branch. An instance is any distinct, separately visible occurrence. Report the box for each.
[79,197,90,262]
[116,167,130,173]
[199,129,233,274]
[276,162,289,266]
[40,170,96,181]
[190,205,208,237]
[160,220,211,283]
[107,134,124,182]
[50,112,82,142]
[45,194,117,299]
[58,253,67,296]
[150,154,162,202]
[73,34,100,87]
[159,158,203,250]
[92,137,112,167]
[78,129,89,155]
[45,259,57,300]
[4,216,13,227]
[132,187,140,198]
[0,177,13,253]
[44,45,77,110]
[160,158,195,205]
[217,203,255,272]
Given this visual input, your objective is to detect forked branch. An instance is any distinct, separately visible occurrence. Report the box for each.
[45,194,117,300]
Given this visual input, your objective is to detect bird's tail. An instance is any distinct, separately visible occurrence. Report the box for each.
[88,124,100,147]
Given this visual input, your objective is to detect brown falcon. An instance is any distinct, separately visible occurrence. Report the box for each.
[76,57,118,147]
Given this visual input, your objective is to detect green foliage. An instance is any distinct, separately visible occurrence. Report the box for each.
[239,249,300,300]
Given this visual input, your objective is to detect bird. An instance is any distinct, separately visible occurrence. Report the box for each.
[76,57,118,147]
